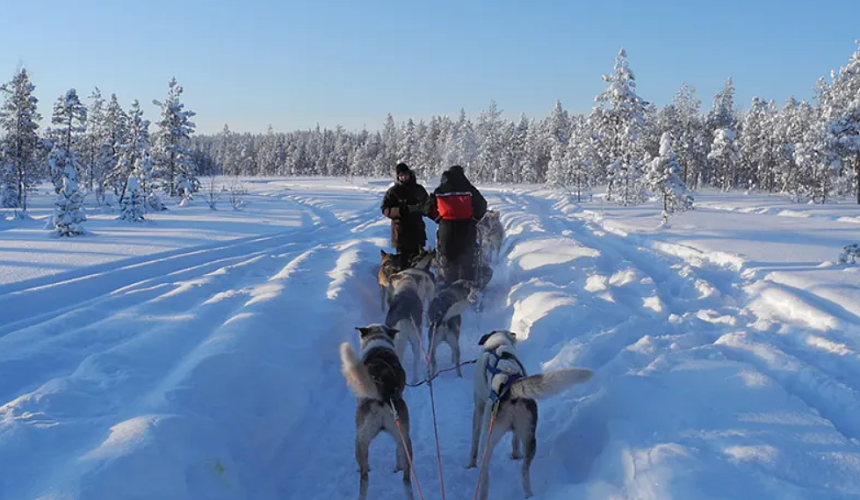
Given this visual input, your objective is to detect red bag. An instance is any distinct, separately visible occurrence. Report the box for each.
[436,192,473,220]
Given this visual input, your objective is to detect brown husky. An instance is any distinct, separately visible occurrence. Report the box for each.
[378,250,402,311]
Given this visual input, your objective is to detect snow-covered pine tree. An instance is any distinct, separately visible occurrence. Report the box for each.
[119,175,145,222]
[545,137,568,189]
[594,48,649,205]
[82,88,106,197]
[706,78,738,188]
[566,118,594,202]
[135,151,163,211]
[639,103,662,159]
[672,83,707,188]
[505,115,529,184]
[646,132,693,225]
[495,120,517,183]
[53,165,87,236]
[708,78,736,133]
[740,97,770,190]
[48,89,87,194]
[422,117,444,177]
[115,100,155,205]
[101,94,129,198]
[543,100,571,187]
[824,41,860,204]
[707,128,740,190]
[0,68,42,213]
[380,114,399,176]
[795,119,839,204]
[445,109,478,171]
[353,131,382,177]
[778,98,815,198]
[152,78,197,199]
[258,125,279,175]
[476,101,505,182]
[0,163,13,210]
[398,119,418,170]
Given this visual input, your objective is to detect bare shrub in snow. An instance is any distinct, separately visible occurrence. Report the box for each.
[203,175,220,210]
[229,176,246,210]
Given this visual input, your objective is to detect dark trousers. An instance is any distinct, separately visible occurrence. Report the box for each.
[397,244,421,270]
[438,246,476,286]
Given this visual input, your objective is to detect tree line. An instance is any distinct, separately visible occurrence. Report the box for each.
[194,43,860,206]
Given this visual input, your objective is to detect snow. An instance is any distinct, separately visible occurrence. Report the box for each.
[2,178,860,500]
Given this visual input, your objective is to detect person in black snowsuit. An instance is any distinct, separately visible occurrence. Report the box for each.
[424,165,487,286]
[381,163,429,269]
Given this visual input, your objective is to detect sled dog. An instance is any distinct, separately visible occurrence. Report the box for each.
[467,330,594,500]
[378,250,402,311]
[340,324,414,500]
[411,247,437,272]
[427,279,479,377]
[394,266,436,313]
[477,209,504,263]
[385,273,424,383]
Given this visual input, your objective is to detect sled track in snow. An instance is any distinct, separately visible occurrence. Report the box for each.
[6,185,860,500]
[518,190,860,446]
[0,197,387,500]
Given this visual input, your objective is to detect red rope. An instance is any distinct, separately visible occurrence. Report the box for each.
[390,402,426,500]
[472,404,499,500]
[413,318,448,500]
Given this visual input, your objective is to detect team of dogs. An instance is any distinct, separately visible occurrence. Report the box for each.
[340,210,594,500]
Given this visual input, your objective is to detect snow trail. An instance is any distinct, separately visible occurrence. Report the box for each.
[3,180,860,500]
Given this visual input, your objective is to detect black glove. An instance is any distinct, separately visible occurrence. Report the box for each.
[400,202,410,216]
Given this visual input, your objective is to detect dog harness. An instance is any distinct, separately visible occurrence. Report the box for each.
[484,345,526,403]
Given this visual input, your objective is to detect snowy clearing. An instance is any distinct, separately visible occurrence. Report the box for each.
[2,179,860,500]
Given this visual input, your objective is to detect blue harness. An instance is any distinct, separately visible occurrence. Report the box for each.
[485,349,527,403]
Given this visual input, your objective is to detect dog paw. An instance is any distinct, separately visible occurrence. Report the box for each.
[465,462,477,469]
[511,453,523,461]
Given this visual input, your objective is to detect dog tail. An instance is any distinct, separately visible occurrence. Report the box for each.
[442,299,472,322]
[509,368,594,400]
[340,343,378,400]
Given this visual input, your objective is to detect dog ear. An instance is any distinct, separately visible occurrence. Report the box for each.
[477,332,494,345]
[355,326,371,337]
[380,249,387,257]
[386,327,399,338]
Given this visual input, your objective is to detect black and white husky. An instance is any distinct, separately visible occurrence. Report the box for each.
[340,324,414,500]
[467,330,594,500]
[427,279,479,377]
[385,272,424,383]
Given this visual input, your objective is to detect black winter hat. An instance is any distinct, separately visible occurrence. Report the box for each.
[395,163,410,175]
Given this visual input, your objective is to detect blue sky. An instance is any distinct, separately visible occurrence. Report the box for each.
[2,0,859,134]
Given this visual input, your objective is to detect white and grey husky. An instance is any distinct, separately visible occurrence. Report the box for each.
[340,324,414,500]
[427,279,479,377]
[477,209,504,263]
[468,330,594,500]
[385,273,425,383]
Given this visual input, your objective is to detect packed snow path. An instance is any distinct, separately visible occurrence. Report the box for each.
[2,180,860,500]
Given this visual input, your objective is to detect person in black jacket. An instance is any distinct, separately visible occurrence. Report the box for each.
[381,163,429,269]
[424,165,487,285]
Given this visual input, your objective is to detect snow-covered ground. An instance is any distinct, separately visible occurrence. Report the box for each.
[2,178,860,500]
